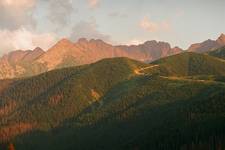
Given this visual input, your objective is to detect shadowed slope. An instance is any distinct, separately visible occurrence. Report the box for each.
[208,46,225,60]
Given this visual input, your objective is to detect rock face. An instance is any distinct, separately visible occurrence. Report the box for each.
[22,47,44,62]
[36,39,182,70]
[117,41,182,62]
[188,34,225,53]
[216,33,225,45]
[0,48,45,79]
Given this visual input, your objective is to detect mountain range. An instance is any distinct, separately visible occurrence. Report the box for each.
[0,48,225,149]
[1,33,224,80]
[0,38,182,79]
[188,33,225,52]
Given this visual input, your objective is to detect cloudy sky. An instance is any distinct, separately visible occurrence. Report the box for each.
[0,0,225,55]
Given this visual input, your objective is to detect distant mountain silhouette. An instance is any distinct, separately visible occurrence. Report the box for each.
[188,34,225,53]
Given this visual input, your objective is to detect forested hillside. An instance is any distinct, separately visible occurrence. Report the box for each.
[150,52,225,76]
[0,55,225,150]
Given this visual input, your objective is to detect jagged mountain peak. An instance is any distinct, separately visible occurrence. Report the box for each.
[188,34,225,53]
[77,38,88,43]
[217,33,225,44]
[90,39,104,42]
[218,33,225,39]
[56,38,74,46]
[143,40,158,45]
[171,46,183,53]
[33,47,44,52]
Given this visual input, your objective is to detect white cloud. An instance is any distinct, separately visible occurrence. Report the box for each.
[123,36,159,46]
[127,39,146,45]
[175,10,184,18]
[0,28,57,55]
[161,21,171,31]
[140,17,159,32]
[88,0,100,9]
[1,0,35,9]
[140,16,171,32]
[46,0,74,29]
[108,12,128,18]
[0,0,36,29]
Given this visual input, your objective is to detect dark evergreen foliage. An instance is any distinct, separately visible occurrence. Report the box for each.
[0,55,225,150]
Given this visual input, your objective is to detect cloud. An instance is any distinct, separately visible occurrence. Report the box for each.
[1,0,35,8]
[140,16,171,32]
[140,17,159,32]
[127,39,146,45]
[0,0,36,29]
[161,21,171,31]
[123,37,158,46]
[175,10,184,18]
[88,0,100,9]
[108,12,128,18]
[70,20,110,42]
[0,28,57,55]
[46,0,74,29]
[0,0,75,30]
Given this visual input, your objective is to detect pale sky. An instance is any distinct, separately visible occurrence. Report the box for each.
[0,0,225,55]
